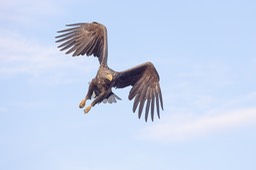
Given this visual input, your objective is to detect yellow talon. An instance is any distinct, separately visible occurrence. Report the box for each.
[84,105,92,114]
[79,99,86,108]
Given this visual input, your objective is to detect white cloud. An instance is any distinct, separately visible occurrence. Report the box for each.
[0,31,57,75]
[0,28,97,86]
[139,107,256,143]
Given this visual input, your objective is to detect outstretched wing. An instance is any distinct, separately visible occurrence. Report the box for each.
[55,22,108,65]
[114,62,163,122]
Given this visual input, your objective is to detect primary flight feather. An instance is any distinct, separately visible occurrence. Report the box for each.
[55,22,163,122]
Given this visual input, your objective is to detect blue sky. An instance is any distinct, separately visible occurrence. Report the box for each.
[1,0,256,169]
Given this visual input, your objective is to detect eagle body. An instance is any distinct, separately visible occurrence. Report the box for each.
[56,22,163,121]
[87,65,119,105]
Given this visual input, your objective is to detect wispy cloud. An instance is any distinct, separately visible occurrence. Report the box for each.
[139,107,256,143]
[0,28,97,86]
[144,53,256,143]
[0,0,97,86]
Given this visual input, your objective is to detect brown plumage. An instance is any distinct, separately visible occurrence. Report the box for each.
[55,22,163,122]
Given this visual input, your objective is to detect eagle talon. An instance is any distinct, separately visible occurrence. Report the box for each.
[79,99,86,108]
[84,105,92,114]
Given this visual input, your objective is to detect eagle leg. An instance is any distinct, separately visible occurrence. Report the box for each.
[79,98,86,108]
[84,105,92,114]
[84,89,110,113]
[79,79,96,109]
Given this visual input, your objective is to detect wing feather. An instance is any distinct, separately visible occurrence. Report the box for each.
[133,94,140,113]
[156,90,160,118]
[151,94,155,121]
[55,31,75,39]
[144,87,152,121]
[55,22,108,65]
[57,27,77,33]
[159,86,164,110]
[59,41,76,51]
[138,85,148,118]
[114,62,163,122]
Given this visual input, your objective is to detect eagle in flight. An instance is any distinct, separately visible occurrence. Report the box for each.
[55,22,163,121]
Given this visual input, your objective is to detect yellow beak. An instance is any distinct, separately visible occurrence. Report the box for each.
[106,74,113,81]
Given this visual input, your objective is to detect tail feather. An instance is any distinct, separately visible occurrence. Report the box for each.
[103,92,121,104]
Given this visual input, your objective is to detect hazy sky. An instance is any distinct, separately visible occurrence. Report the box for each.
[1,0,256,170]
